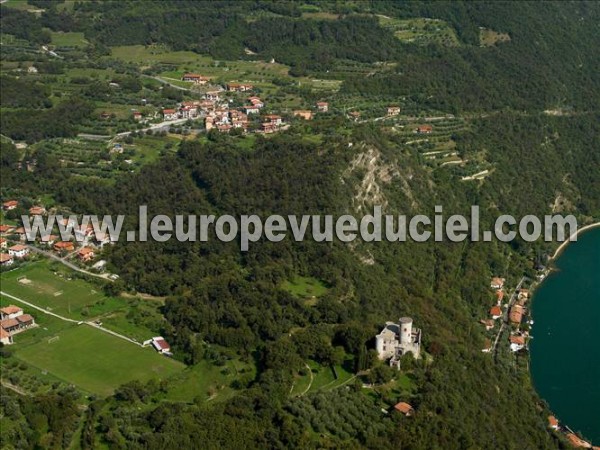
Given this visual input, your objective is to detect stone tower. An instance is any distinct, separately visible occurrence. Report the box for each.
[399,317,413,345]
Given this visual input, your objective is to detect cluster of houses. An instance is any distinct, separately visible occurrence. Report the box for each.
[1,201,103,268]
[481,277,531,353]
[0,305,36,345]
[546,414,597,448]
[159,73,335,134]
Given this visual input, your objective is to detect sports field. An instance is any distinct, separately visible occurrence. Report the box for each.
[16,325,184,396]
[1,260,123,319]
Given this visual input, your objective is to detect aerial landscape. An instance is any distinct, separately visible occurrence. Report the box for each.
[0,1,599,449]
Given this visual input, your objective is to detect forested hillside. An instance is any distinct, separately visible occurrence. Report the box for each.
[1,1,599,448]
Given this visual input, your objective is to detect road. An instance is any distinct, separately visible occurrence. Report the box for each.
[0,290,142,347]
[26,245,114,281]
[142,74,191,92]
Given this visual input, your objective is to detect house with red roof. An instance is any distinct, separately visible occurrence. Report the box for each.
[8,244,29,258]
[29,206,46,216]
[0,305,23,320]
[226,83,253,92]
[490,306,503,320]
[0,225,15,235]
[2,200,18,211]
[393,402,414,416]
[509,305,524,324]
[490,277,505,290]
[151,336,171,354]
[316,101,329,112]
[415,125,433,134]
[77,247,95,262]
[163,109,178,120]
[182,73,209,84]
[0,327,12,345]
[0,253,13,266]
[54,241,75,252]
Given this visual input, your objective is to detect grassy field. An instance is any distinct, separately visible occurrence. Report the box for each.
[50,31,88,48]
[1,260,122,320]
[281,276,329,300]
[480,28,511,46]
[378,16,459,47]
[109,45,202,65]
[291,359,355,395]
[16,325,184,396]
[164,358,255,403]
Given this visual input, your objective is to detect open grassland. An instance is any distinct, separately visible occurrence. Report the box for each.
[109,45,201,65]
[164,358,256,403]
[50,31,88,48]
[378,16,459,46]
[291,359,355,396]
[480,28,511,46]
[16,325,183,396]
[1,260,122,320]
[282,276,329,300]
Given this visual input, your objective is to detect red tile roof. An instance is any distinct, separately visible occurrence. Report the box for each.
[1,318,20,329]
[1,305,22,315]
[490,306,502,317]
[509,305,524,323]
[394,402,413,414]
[0,253,13,263]
[17,314,34,324]
[509,335,525,345]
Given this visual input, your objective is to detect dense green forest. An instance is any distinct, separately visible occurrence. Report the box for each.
[1,1,599,448]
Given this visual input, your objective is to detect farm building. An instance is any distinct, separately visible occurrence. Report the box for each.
[151,336,171,354]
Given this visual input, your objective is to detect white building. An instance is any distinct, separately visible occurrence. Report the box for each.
[376,317,422,368]
[0,305,23,320]
[151,336,171,354]
[8,245,29,258]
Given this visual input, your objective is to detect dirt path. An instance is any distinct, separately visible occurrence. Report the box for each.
[299,363,314,396]
[0,291,143,347]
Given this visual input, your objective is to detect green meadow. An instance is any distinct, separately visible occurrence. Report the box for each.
[1,260,121,320]
[16,325,183,396]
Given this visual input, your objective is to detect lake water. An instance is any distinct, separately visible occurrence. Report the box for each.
[530,227,600,442]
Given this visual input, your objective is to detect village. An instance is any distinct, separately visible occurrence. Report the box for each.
[0,200,108,270]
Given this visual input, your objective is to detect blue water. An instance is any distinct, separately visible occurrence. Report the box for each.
[530,227,600,442]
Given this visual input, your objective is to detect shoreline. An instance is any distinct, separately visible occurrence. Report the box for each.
[550,221,600,261]
[531,222,599,447]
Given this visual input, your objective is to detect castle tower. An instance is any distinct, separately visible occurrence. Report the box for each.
[399,317,413,344]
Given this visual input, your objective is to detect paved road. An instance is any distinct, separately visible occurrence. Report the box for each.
[26,245,113,281]
[142,74,191,92]
[1,290,78,323]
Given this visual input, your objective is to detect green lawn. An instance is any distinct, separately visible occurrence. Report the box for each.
[164,358,255,403]
[50,31,87,48]
[109,45,202,65]
[1,261,122,320]
[292,359,355,395]
[16,325,183,396]
[281,276,329,300]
